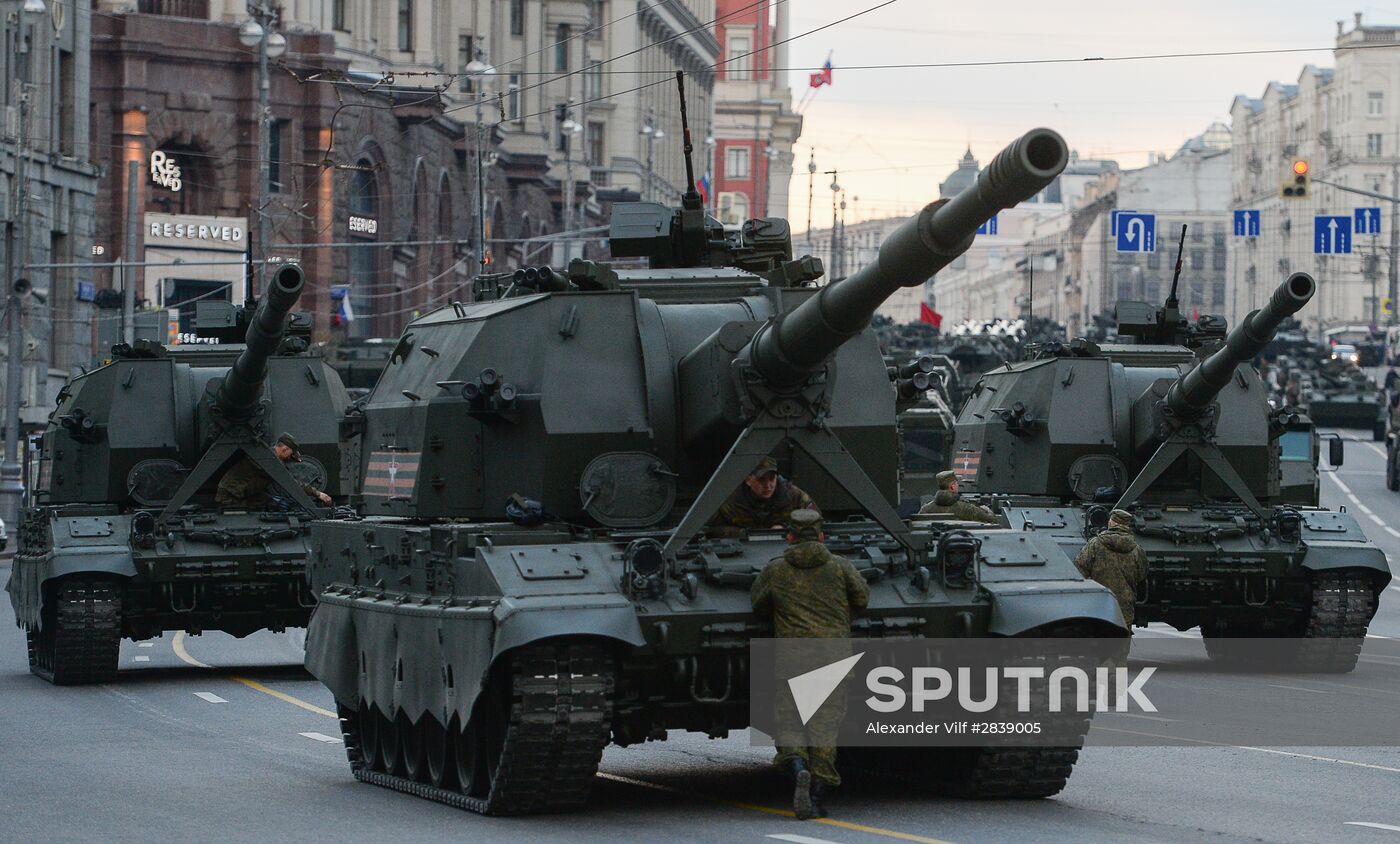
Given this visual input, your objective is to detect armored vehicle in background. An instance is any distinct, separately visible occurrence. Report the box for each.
[893,354,958,515]
[954,274,1390,670]
[330,337,395,401]
[1304,359,1386,440]
[304,124,1126,816]
[8,265,350,685]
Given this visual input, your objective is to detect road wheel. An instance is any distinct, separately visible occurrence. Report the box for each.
[358,703,383,771]
[423,715,454,789]
[453,711,485,797]
[379,708,402,774]
[399,712,426,782]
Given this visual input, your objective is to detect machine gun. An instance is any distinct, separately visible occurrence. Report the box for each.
[159,264,323,516]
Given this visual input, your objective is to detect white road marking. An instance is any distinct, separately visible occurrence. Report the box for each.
[132,655,150,663]
[1265,683,1329,695]
[1332,474,1355,495]
[193,692,228,704]
[1096,726,1400,773]
[1391,585,1400,594]
[1098,712,1178,723]
[1386,527,1400,539]
[1367,634,1395,640]
[171,631,212,669]
[768,836,846,844]
[138,642,153,648]
[299,732,342,744]
[1357,502,1375,515]
[1371,514,1388,527]
[1364,441,1389,458]
[1345,822,1400,833]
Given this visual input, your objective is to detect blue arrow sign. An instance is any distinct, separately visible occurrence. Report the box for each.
[1355,207,1382,235]
[1109,209,1137,236]
[976,214,998,236]
[1233,209,1260,237]
[1115,212,1155,253]
[1314,215,1352,254]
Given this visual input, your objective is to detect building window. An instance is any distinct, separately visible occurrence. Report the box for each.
[584,60,602,100]
[1213,250,1226,271]
[725,146,750,179]
[509,0,523,35]
[1369,173,1385,192]
[1369,91,1384,117]
[397,0,412,51]
[507,73,521,119]
[586,121,605,166]
[718,192,749,225]
[1368,133,1383,157]
[458,35,475,93]
[332,0,346,30]
[348,165,380,339]
[1190,250,1204,270]
[58,49,74,156]
[728,33,752,80]
[1212,281,1225,306]
[268,119,286,193]
[556,24,570,71]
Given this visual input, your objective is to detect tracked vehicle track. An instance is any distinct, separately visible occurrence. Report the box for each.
[1295,570,1377,673]
[28,577,123,685]
[338,641,614,815]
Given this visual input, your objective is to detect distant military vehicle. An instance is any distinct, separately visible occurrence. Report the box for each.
[329,337,395,401]
[893,354,957,515]
[303,121,1126,815]
[8,265,350,684]
[954,271,1390,671]
[1304,358,1386,440]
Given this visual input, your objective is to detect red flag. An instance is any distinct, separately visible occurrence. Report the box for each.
[809,57,833,88]
[920,303,942,328]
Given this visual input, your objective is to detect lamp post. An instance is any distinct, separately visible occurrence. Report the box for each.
[238,5,286,296]
[464,50,495,274]
[704,135,716,219]
[640,110,663,202]
[2,0,48,534]
[560,101,583,257]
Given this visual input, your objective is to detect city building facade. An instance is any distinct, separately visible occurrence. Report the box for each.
[711,0,800,226]
[1,0,99,431]
[1228,13,1400,331]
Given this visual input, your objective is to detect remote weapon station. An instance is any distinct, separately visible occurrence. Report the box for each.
[9,264,350,684]
[304,75,1124,815]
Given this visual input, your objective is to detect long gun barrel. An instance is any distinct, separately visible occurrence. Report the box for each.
[1165,272,1316,418]
[746,128,1069,388]
[214,263,306,419]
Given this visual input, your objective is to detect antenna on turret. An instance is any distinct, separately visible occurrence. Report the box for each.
[676,71,701,212]
[1166,223,1187,310]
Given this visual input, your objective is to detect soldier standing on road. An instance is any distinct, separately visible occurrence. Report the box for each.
[752,509,869,820]
[1073,508,1149,629]
[216,433,333,509]
[710,456,817,536]
[918,470,999,524]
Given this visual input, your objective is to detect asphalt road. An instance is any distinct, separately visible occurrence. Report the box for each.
[3,433,1400,843]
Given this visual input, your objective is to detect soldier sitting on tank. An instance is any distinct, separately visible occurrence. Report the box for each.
[215,433,333,509]
[708,456,817,537]
[918,470,999,523]
[1073,508,1148,631]
[752,508,869,820]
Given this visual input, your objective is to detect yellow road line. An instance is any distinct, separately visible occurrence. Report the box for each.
[171,631,337,718]
[173,635,951,842]
[597,772,956,844]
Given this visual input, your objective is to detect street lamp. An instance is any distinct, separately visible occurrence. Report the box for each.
[640,110,663,201]
[704,135,717,219]
[466,50,495,274]
[560,100,583,257]
[240,3,284,295]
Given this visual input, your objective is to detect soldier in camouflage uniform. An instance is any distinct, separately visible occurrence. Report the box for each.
[1073,508,1148,628]
[710,456,817,536]
[752,509,869,820]
[216,433,332,508]
[918,470,999,523]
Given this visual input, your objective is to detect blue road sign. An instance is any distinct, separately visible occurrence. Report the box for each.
[1314,215,1353,254]
[1233,209,1260,237]
[976,214,998,236]
[1355,207,1382,235]
[1115,212,1156,253]
[76,281,96,302]
[1109,209,1137,236]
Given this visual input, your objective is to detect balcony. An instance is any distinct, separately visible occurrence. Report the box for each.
[137,0,209,19]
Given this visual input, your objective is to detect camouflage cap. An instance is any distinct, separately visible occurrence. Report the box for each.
[751,456,779,478]
[277,432,302,458]
[787,508,823,540]
[1109,508,1134,527]
[936,470,958,490]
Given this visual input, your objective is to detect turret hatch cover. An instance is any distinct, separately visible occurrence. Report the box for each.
[287,456,328,491]
[578,452,677,528]
[126,459,188,506]
[1067,454,1128,502]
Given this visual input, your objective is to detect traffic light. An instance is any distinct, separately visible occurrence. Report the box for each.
[1281,159,1309,199]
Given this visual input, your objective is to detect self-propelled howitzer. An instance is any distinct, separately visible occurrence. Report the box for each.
[8,263,350,684]
[304,127,1130,816]
[953,274,1390,669]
